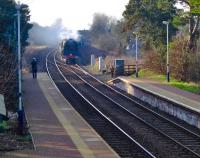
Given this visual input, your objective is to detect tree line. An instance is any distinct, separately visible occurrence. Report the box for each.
[0,0,32,111]
[85,0,200,83]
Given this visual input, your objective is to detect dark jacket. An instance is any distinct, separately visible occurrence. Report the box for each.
[31,60,37,72]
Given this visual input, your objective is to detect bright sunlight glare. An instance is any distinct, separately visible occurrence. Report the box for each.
[18,0,129,30]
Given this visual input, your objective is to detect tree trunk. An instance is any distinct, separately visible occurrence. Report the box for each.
[188,16,199,53]
[189,32,196,53]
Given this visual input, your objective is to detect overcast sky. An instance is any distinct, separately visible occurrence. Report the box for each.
[18,0,129,30]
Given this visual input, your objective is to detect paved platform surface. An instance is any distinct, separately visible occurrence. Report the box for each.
[2,73,119,158]
[119,77,200,113]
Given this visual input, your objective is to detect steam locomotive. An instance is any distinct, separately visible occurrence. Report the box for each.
[61,39,79,64]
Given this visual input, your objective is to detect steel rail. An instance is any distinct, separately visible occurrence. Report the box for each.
[55,59,200,157]
[57,58,200,141]
[46,51,157,158]
[72,65,200,157]
[57,60,200,139]
[73,64,200,139]
[78,64,200,135]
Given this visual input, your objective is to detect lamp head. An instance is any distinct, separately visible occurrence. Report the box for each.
[133,32,138,38]
[162,21,169,25]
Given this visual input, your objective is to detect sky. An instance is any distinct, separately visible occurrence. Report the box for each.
[18,0,129,30]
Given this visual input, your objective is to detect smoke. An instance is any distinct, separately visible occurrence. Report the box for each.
[88,13,119,52]
[28,18,81,46]
[59,29,80,41]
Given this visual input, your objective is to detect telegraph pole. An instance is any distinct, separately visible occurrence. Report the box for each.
[163,21,170,82]
[16,2,23,135]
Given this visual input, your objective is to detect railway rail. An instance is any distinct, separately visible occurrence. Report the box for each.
[46,50,200,158]
[46,51,155,158]
[70,65,200,155]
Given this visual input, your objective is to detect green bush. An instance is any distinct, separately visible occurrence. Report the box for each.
[0,121,8,133]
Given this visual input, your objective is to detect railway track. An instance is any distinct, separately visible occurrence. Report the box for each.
[46,51,155,158]
[47,51,200,158]
[69,65,200,155]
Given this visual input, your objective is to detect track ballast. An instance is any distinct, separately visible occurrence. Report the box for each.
[46,51,200,158]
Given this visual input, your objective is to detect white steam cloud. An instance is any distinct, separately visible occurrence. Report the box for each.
[29,18,81,46]
[59,29,80,41]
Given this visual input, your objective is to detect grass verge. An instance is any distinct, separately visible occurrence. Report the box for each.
[138,69,200,94]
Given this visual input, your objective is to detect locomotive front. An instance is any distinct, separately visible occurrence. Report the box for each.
[62,39,79,64]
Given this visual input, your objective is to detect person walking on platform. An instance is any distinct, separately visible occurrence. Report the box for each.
[110,66,114,78]
[31,58,37,79]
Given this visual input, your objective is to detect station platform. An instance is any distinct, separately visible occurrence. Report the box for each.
[117,77,200,113]
[3,73,119,158]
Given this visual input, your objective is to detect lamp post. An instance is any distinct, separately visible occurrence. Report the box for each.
[16,2,23,135]
[133,32,138,78]
[162,21,170,82]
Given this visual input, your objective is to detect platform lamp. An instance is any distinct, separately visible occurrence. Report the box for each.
[133,32,138,78]
[16,1,23,135]
[162,21,170,82]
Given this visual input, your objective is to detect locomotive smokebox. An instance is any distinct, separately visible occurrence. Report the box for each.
[62,39,79,64]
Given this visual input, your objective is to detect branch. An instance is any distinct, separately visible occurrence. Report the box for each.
[192,16,200,35]
[177,0,190,7]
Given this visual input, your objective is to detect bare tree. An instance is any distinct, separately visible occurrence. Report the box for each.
[177,0,200,52]
[89,13,127,53]
[0,44,18,111]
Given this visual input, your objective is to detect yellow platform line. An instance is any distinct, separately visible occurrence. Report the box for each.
[38,79,95,158]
